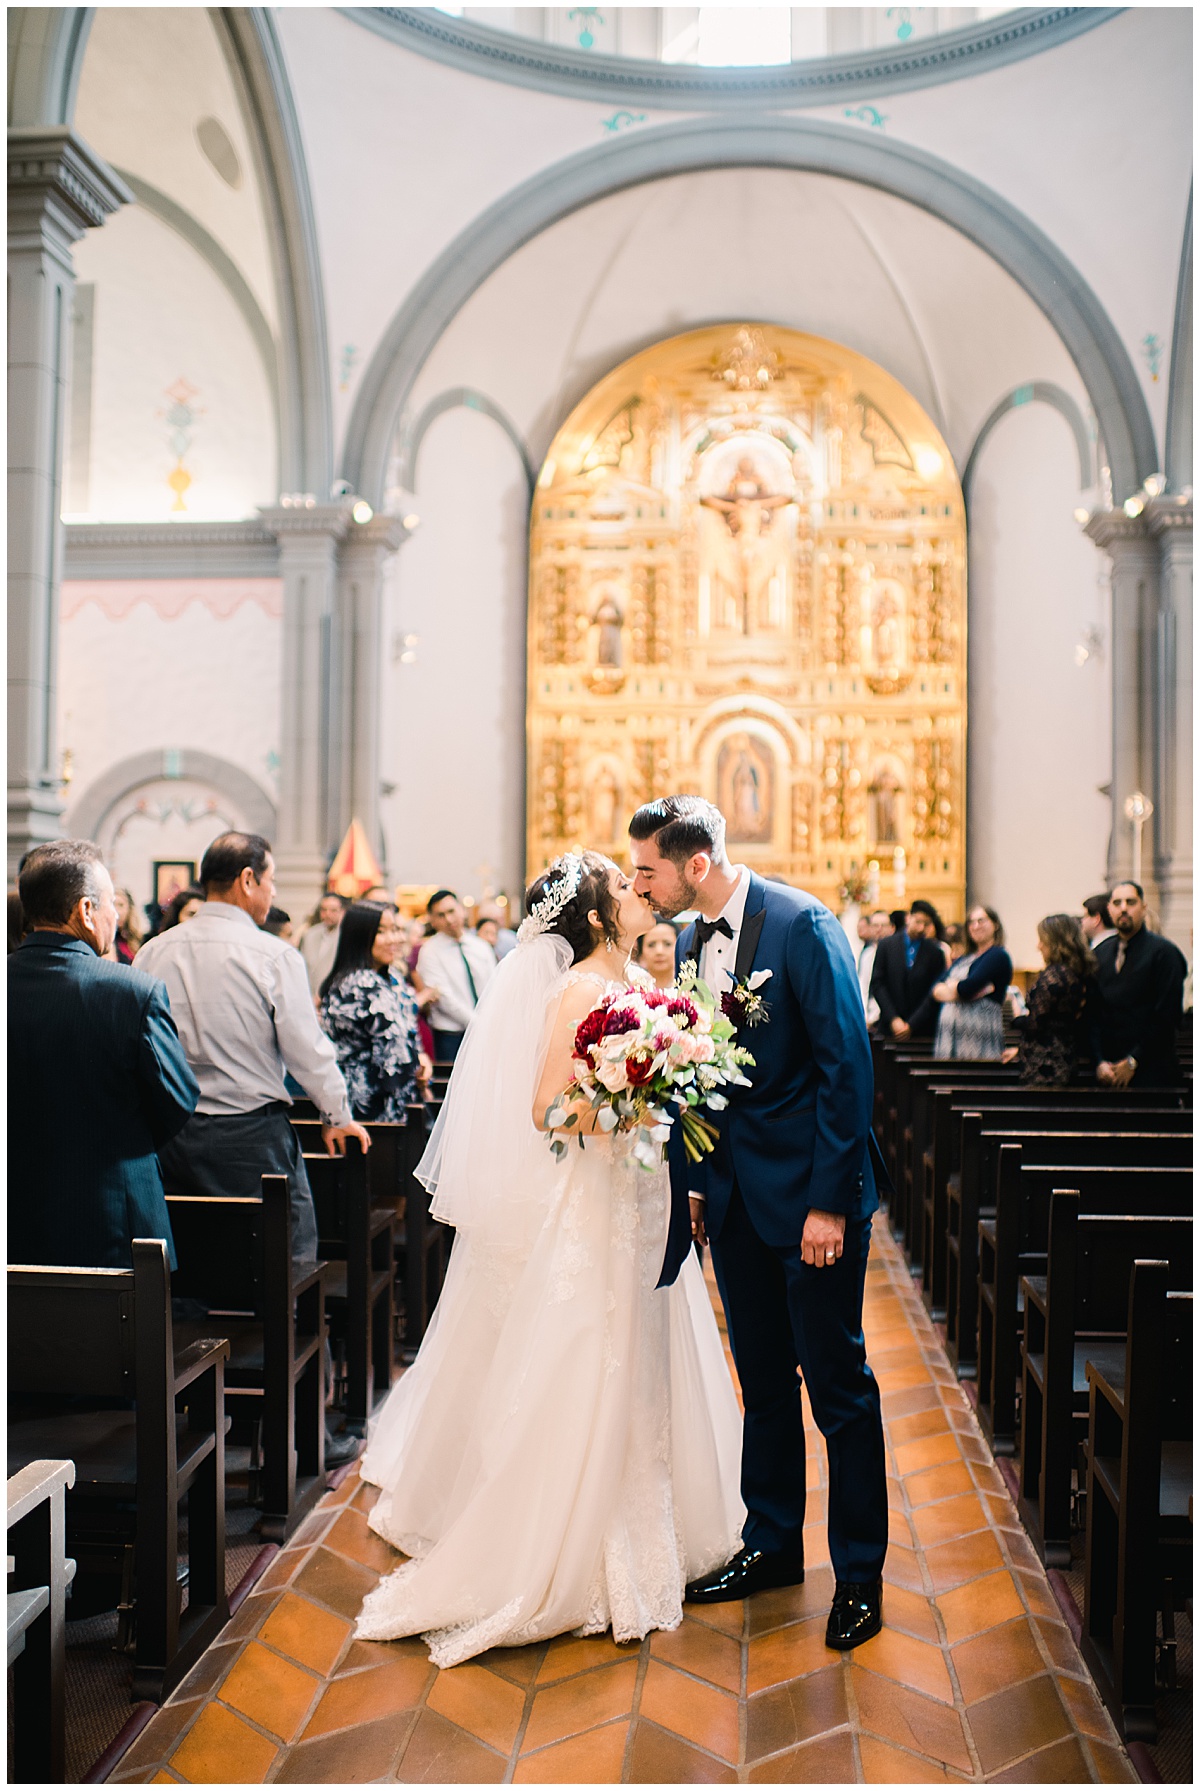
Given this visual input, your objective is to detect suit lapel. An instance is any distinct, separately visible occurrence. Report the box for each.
[677,921,700,972]
[734,876,767,982]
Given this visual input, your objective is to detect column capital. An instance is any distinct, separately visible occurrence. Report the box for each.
[258,500,355,543]
[1082,507,1151,552]
[1144,494,1193,539]
[339,512,415,558]
[8,126,133,242]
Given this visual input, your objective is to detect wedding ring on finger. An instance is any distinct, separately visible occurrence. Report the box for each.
[824,1250,836,1263]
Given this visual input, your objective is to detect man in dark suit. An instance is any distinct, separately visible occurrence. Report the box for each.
[630,797,891,1651]
[869,900,946,1039]
[9,840,199,1268]
[1093,881,1187,1088]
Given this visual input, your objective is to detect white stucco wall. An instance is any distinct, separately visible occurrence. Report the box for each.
[967,404,1112,966]
[69,206,276,521]
[379,408,530,900]
[59,581,283,834]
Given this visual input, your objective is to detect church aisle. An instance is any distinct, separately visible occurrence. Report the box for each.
[109,1216,1137,1785]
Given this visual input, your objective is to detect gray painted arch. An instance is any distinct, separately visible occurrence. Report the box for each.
[68,749,277,845]
[116,169,281,475]
[1165,189,1192,495]
[340,115,1156,513]
[8,5,333,501]
[343,6,1120,113]
[962,381,1093,502]
[401,388,536,493]
[7,6,94,127]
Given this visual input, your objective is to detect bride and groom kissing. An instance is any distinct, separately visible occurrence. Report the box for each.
[354,795,891,1667]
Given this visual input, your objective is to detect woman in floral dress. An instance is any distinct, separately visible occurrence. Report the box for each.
[321,902,428,1120]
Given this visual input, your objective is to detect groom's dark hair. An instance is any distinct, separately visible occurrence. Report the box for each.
[629,796,727,866]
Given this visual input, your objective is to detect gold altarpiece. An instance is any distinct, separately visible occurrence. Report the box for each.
[526,325,966,912]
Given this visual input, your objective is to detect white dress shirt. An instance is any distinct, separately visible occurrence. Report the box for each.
[417,930,497,1033]
[699,865,752,994]
[137,903,353,1124]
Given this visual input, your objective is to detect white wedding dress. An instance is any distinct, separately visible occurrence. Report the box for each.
[356,937,744,1668]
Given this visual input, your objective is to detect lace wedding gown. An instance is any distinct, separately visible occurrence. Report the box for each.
[356,952,745,1668]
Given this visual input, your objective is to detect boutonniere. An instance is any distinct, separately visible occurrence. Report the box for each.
[720,969,772,1029]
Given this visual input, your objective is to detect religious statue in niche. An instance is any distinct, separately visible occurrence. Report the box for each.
[717,733,775,845]
[867,762,904,846]
[587,762,621,846]
[863,579,912,693]
[699,450,794,636]
[586,590,626,693]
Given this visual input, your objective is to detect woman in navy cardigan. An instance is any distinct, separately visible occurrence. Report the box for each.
[916,905,1012,1059]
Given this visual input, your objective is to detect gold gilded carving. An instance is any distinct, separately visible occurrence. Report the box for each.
[527,326,966,913]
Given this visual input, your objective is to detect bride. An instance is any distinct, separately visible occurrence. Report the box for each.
[355,851,744,1666]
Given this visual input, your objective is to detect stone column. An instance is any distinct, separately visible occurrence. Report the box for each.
[1146,496,1192,950]
[259,502,352,921]
[330,513,413,875]
[8,128,130,879]
[1084,509,1160,901]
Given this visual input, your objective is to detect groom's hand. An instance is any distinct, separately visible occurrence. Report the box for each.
[802,1208,846,1268]
[689,1197,708,1247]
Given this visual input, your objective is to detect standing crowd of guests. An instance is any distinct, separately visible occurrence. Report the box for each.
[849,886,1188,1087]
[9,836,1190,1306]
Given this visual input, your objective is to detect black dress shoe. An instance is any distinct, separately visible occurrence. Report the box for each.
[825,1579,883,1649]
[685,1546,805,1604]
[324,1429,363,1469]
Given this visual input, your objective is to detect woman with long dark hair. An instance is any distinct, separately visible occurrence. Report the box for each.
[1002,913,1097,1085]
[321,901,427,1120]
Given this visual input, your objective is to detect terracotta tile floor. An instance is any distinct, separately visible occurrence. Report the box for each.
[113,1216,1138,1783]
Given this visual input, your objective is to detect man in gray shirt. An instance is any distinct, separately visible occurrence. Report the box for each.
[139,832,370,1463]
[139,831,369,1245]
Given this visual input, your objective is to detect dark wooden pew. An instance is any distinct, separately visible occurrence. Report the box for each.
[920,1085,1189,1322]
[947,1116,1192,1376]
[977,1159,1193,1455]
[892,1062,1021,1257]
[302,1143,394,1432]
[292,1107,446,1359]
[167,1176,327,1542]
[1082,1261,1193,1740]
[7,1458,74,1782]
[8,1240,229,1702]
[1019,1195,1192,1563]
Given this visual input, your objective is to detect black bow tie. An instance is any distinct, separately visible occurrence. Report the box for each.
[693,915,734,948]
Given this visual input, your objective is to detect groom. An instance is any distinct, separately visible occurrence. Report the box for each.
[629,796,890,1649]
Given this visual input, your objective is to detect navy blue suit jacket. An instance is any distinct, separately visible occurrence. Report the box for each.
[661,876,890,1285]
[8,933,199,1269]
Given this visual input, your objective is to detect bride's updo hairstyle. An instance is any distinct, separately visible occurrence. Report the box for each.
[523,852,621,965]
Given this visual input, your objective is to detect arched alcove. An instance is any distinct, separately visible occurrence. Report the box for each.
[527,323,967,916]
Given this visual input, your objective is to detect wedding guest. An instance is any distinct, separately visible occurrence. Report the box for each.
[869,901,945,1039]
[263,906,294,941]
[1002,913,1096,1085]
[113,887,144,963]
[920,904,1012,1059]
[415,888,496,1062]
[1093,881,1187,1087]
[476,904,518,960]
[322,902,428,1120]
[8,890,26,954]
[138,835,369,1260]
[942,922,967,963]
[299,892,347,999]
[9,840,198,1269]
[1081,893,1116,948]
[635,919,680,989]
[160,883,204,930]
[887,910,906,935]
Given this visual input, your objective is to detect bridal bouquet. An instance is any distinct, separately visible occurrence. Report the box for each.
[544,969,756,1171]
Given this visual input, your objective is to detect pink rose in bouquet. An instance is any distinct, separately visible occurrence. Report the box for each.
[543,968,755,1170]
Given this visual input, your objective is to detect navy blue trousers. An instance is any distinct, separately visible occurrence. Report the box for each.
[709,1182,888,1583]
